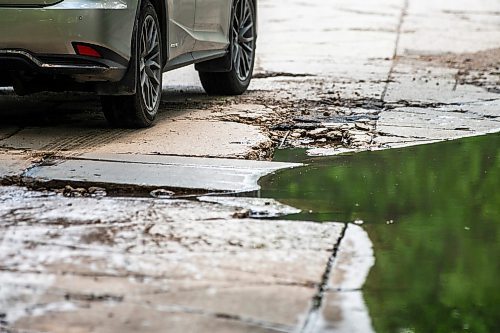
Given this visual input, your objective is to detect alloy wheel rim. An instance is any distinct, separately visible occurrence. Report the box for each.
[233,0,255,82]
[139,15,161,115]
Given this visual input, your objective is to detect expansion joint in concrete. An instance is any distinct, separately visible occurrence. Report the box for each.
[300,222,349,333]
[381,0,409,102]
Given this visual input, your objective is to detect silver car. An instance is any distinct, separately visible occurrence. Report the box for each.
[0,0,257,127]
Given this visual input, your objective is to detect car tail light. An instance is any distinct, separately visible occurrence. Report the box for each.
[74,43,102,58]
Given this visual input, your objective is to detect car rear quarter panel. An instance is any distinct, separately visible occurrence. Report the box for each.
[0,0,140,60]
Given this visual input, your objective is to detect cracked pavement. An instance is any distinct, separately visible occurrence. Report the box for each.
[0,187,362,333]
[0,0,499,332]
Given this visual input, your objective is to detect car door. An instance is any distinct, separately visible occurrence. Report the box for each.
[168,0,196,60]
[192,0,232,52]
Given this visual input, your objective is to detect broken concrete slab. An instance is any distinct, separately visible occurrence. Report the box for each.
[198,196,301,218]
[89,120,274,160]
[377,124,484,141]
[0,120,273,160]
[0,152,33,180]
[377,108,500,132]
[25,154,300,192]
[0,186,344,332]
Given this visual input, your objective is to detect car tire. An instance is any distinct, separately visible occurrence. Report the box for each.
[198,0,256,96]
[101,1,163,128]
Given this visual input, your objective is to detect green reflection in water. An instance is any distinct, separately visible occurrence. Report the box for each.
[259,134,500,333]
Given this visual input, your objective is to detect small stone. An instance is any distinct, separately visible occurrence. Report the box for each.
[63,185,88,197]
[353,219,364,225]
[150,189,175,199]
[228,239,243,246]
[88,187,107,197]
[232,209,250,219]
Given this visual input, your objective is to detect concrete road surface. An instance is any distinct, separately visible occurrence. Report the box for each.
[1,0,499,332]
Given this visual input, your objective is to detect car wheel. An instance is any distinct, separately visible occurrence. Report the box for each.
[198,0,256,95]
[101,1,163,128]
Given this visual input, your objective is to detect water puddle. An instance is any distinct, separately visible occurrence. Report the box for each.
[259,133,500,333]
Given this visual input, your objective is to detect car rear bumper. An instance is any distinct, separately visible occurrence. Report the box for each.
[0,0,139,81]
[0,49,126,82]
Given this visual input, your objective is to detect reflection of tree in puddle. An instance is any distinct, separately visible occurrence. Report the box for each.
[261,133,500,333]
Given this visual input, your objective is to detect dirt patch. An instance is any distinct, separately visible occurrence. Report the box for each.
[80,228,116,246]
[64,292,123,303]
[419,48,500,93]
[419,48,500,71]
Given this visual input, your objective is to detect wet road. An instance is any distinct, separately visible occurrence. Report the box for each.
[262,133,500,332]
[1,0,500,332]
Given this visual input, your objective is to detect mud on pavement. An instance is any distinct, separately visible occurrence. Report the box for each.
[0,0,500,331]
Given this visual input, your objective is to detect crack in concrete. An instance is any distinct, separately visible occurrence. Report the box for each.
[63,292,124,303]
[378,123,474,131]
[381,0,409,101]
[19,154,55,179]
[300,223,348,333]
[452,71,460,91]
[375,131,431,139]
[0,154,54,186]
[253,72,315,79]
